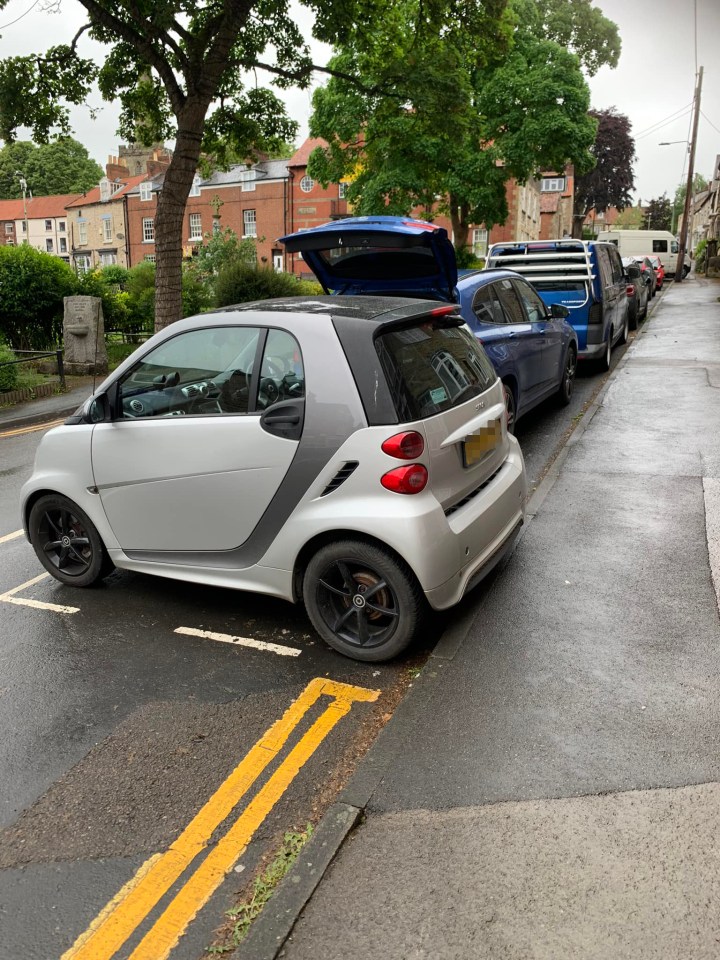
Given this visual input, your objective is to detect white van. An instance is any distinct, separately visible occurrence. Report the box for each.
[595,230,690,277]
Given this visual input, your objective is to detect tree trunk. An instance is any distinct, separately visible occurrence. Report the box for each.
[450,196,470,252]
[154,101,209,332]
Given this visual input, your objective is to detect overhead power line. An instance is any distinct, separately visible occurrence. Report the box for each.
[0,0,41,30]
[635,103,693,141]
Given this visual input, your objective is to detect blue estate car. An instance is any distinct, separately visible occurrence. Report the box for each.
[281,216,578,431]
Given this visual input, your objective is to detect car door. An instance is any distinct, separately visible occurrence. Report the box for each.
[91,325,305,552]
[596,245,619,345]
[512,277,563,394]
[493,278,547,407]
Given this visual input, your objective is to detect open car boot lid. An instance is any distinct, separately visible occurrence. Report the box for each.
[280,215,458,302]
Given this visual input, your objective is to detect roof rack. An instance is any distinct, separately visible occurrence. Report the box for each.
[486,240,595,285]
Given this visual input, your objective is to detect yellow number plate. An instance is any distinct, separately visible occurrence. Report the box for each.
[463,419,501,467]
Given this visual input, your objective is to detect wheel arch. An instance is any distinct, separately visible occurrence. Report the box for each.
[292,529,420,603]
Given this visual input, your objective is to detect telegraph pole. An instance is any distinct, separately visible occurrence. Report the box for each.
[675,65,703,283]
[15,171,30,243]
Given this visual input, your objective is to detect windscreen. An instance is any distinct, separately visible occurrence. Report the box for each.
[376,322,497,421]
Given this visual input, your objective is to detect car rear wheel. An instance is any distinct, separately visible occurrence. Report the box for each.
[28,494,113,587]
[628,298,638,331]
[619,310,630,345]
[303,540,425,662]
[597,333,612,373]
[557,346,576,406]
[502,382,517,434]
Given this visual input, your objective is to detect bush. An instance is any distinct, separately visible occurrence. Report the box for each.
[0,341,18,391]
[0,245,78,349]
[214,264,322,307]
[695,239,708,273]
[78,267,132,332]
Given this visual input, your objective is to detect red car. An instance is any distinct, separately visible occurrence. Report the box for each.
[646,255,665,290]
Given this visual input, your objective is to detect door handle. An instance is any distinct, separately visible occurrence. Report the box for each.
[263,412,301,425]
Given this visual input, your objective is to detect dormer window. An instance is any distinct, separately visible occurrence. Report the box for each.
[189,175,201,197]
[99,176,111,202]
[140,181,152,202]
[240,168,255,192]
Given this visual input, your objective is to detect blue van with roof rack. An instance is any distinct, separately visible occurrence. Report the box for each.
[485,239,630,372]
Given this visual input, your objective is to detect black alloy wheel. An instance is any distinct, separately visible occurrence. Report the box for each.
[619,310,630,345]
[597,333,612,373]
[557,346,577,406]
[304,540,424,662]
[502,382,517,434]
[28,494,113,587]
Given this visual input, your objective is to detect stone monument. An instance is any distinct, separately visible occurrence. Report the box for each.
[63,296,108,375]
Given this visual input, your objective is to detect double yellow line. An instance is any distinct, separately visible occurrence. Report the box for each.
[0,417,65,439]
[63,677,379,960]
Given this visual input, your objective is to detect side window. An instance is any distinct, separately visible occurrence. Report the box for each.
[513,280,547,323]
[258,329,305,410]
[118,326,261,419]
[652,239,668,253]
[608,247,624,283]
[496,279,527,325]
[472,285,506,325]
[596,246,613,288]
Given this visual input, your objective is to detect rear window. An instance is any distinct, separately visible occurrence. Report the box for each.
[315,244,437,281]
[376,322,496,420]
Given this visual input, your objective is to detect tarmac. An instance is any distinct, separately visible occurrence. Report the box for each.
[3,280,720,958]
[239,276,720,960]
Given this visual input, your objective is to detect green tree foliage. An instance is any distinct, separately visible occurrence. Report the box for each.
[0,138,103,199]
[0,245,78,349]
[187,227,258,291]
[672,173,709,231]
[572,108,636,236]
[643,195,672,231]
[308,0,617,250]
[0,341,18,391]
[214,263,320,307]
[0,0,395,331]
[614,205,645,230]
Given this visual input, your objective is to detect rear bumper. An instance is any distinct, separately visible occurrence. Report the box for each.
[578,341,606,361]
[423,443,526,610]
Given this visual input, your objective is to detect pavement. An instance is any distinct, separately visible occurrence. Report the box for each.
[0,375,97,431]
[4,281,720,958]
[236,276,720,960]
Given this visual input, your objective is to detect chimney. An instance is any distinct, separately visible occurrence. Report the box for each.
[106,160,130,181]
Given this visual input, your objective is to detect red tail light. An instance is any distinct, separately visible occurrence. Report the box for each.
[381,431,425,460]
[626,285,636,296]
[381,464,428,494]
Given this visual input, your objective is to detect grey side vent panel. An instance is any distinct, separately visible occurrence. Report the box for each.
[321,461,359,496]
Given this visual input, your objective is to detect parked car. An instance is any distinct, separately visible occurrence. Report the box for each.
[281,216,578,433]
[646,255,665,290]
[633,256,658,298]
[622,257,650,329]
[21,298,527,663]
[485,239,630,372]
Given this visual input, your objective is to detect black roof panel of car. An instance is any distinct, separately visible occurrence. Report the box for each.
[217,295,452,327]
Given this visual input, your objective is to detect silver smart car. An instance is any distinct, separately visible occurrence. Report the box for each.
[21,296,527,661]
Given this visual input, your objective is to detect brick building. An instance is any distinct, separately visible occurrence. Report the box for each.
[538,169,575,240]
[0,199,23,246]
[0,195,80,259]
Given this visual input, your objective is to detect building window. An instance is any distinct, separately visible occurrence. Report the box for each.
[99,177,111,202]
[541,177,565,192]
[45,219,52,231]
[243,209,257,237]
[59,221,66,232]
[102,218,113,242]
[140,181,152,201]
[100,252,116,266]
[240,169,255,192]
[338,182,347,199]
[189,212,203,240]
[143,218,155,242]
[78,221,88,245]
[189,175,201,197]
[46,239,53,252]
[4,223,12,234]
[59,237,67,253]
[75,254,91,275]
[21,221,26,233]
[144,254,156,263]
[300,176,314,193]
[472,228,488,257]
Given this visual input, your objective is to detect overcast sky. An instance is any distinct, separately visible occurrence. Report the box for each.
[0,0,718,205]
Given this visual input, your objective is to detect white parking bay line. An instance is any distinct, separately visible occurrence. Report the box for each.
[175,626,302,657]
[0,572,80,614]
[0,529,24,544]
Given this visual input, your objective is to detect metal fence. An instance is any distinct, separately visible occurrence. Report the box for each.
[0,349,66,390]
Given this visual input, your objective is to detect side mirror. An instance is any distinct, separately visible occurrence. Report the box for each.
[86,393,110,423]
[550,303,570,319]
